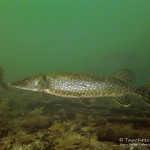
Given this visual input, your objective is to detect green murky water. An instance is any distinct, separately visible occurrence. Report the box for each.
[0,1,150,83]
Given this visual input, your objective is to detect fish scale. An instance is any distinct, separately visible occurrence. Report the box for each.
[44,74,132,98]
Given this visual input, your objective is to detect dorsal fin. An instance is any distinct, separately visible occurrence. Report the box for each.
[112,69,136,83]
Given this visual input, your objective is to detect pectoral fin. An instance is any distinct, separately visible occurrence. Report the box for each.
[113,95,131,107]
[42,90,57,103]
[79,98,94,106]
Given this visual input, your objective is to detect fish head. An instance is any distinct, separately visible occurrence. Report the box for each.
[9,75,46,91]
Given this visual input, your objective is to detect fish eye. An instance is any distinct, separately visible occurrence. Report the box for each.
[31,80,38,86]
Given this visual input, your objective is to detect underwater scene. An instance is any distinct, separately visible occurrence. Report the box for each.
[0,1,150,150]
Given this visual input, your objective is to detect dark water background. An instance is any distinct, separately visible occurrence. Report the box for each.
[0,1,149,84]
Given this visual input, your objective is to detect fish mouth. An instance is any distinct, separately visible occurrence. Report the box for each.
[8,82,40,91]
[9,82,27,89]
[8,81,25,88]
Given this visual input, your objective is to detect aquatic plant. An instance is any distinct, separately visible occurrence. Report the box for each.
[20,115,52,130]
[0,66,8,90]
[27,106,45,116]
[0,99,10,117]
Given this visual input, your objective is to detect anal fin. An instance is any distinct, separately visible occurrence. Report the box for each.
[113,95,131,107]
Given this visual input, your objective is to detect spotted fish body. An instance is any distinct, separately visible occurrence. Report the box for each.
[9,70,150,107]
[43,73,133,98]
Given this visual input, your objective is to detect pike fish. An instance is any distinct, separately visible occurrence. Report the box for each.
[7,69,150,107]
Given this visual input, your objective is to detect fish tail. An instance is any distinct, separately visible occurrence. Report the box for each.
[0,66,8,90]
[135,83,150,106]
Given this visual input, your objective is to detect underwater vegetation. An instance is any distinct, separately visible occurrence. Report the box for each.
[0,66,8,90]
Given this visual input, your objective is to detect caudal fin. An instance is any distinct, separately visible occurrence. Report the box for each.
[135,83,150,106]
[0,66,8,89]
